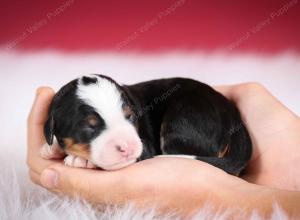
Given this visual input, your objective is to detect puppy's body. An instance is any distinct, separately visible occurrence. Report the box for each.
[43,75,252,175]
[126,78,252,174]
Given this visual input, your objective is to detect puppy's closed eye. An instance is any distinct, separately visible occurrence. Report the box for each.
[72,114,102,143]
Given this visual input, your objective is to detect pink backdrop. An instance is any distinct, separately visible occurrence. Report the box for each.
[1,0,300,53]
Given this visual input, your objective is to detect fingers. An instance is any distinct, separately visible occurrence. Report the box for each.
[216,83,298,129]
[231,83,298,128]
[40,164,126,204]
[27,87,55,149]
[29,169,41,185]
[27,87,56,174]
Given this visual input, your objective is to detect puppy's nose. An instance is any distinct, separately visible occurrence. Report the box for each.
[115,144,134,157]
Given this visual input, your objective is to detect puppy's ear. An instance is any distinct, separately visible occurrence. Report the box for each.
[44,115,54,145]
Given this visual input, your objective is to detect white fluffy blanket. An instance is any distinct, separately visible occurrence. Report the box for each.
[1,51,299,219]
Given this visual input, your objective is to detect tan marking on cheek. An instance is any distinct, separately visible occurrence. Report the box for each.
[64,138,74,147]
[218,145,229,158]
[64,138,91,160]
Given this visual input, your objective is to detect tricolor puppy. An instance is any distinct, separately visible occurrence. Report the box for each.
[42,75,252,175]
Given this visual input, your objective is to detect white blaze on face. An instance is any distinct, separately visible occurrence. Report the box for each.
[76,75,143,170]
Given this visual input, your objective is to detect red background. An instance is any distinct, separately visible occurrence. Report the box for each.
[0,0,300,53]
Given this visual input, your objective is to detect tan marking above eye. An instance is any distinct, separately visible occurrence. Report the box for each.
[218,145,229,158]
[86,115,98,126]
[122,104,133,118]
[64,138,91,160]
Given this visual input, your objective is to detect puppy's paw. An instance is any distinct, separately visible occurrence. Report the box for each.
[64,155,96,169]
[40,142,65,159]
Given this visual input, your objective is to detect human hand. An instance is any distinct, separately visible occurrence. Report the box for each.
[27,84,300,216]
[216,83,300,190]
[27,87,257,215]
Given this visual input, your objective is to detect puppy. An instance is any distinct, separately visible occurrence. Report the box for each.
[42,74,252,175]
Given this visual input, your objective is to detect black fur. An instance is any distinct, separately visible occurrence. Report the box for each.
[125,78,252,175]
[44,75,252,175]
[81,76,98,85]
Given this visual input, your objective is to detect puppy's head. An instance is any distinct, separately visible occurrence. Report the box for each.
[44,74,142,170]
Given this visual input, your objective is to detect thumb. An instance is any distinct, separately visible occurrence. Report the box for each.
[40,168,59,189]
[40,165,124,202]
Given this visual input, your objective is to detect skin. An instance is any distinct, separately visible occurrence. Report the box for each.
[27,83,300,218]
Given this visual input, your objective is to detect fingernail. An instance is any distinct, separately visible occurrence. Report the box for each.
[41,169,58,189]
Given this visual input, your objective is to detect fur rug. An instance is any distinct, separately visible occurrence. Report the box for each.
[0,160,289,219]
[0,51,299,219]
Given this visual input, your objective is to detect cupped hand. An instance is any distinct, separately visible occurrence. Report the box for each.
[27,87,251,215]
[27,83,300,216]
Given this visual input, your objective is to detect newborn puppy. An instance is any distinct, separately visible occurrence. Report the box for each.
[42,74,252,175]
